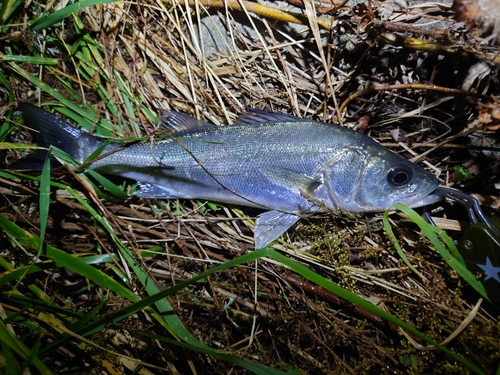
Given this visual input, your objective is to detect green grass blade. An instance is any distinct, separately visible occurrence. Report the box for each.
[393,203,489,302]
[139,332,290,375]
[86,169,128,200]
[55,103,117,136]
[0,261,52,288]
[38,149,52,255]
[113,70,141,136]
[0,0,21,24]
[0,293,84,320]
[68,299,108,332]
[0,69,15,141]
[0,339,22,375]
[0,254,116,290]
[30,0,120,31]
[0,213,138,302]
[0,143,43,149]
[0,320,53,374]
[50,105,96,132]
[6,61,97,122]
[383,210,424,278]
[0,55,58,64]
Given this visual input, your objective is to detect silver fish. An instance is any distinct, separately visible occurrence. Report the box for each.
[17,103,440,248]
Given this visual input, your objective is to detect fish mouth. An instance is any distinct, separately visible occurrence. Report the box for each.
[407,192,444,209]
[405,184,445,209]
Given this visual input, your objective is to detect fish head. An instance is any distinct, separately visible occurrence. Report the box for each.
[321,145,441,212]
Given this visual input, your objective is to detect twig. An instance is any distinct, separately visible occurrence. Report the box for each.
[175,0,334,30]
[337,83,489,121]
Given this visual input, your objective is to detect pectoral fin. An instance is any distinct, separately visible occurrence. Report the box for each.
[261,167,322,195]
[254,211,300,249]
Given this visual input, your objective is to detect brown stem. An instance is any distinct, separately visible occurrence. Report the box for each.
[281,272,401,333]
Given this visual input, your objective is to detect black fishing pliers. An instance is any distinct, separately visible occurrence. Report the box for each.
[428,187,500,304]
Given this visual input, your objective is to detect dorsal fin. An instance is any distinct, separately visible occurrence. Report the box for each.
[234,108,309,125]
[158,110,217,136]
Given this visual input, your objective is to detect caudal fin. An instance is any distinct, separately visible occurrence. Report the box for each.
[11,103,103,169]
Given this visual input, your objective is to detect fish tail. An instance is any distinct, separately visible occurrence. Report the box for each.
[12,103,103,169]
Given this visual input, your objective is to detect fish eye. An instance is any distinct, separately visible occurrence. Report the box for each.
[387,163,413,187]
